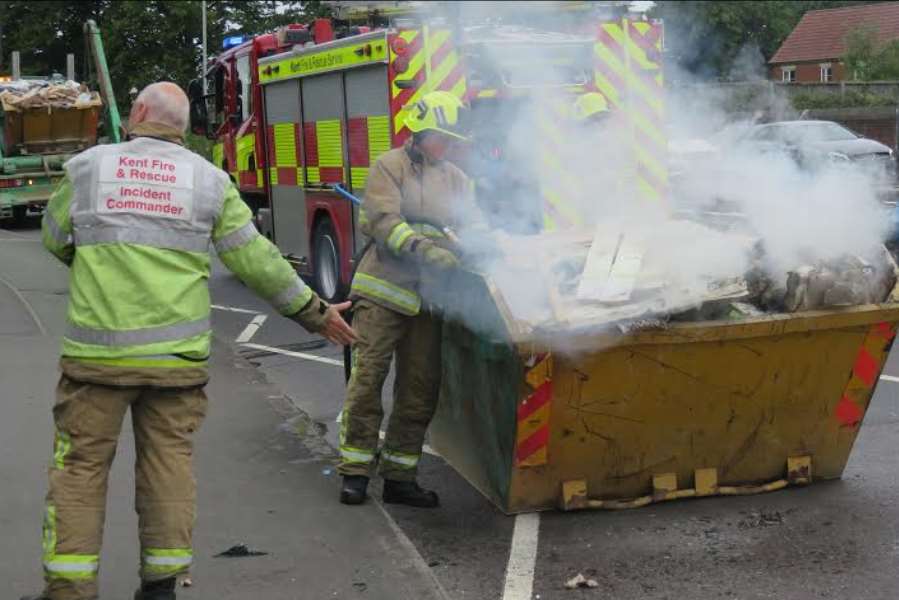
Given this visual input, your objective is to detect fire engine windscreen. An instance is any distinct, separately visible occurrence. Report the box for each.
[425,2,894,343]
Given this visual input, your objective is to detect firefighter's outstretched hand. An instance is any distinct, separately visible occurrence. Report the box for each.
[321,301,359,346]
[423,245,461,270]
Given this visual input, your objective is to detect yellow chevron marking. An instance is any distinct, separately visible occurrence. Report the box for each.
[595,42,663,116]
[633,143,668,184]
[593,70,622,108]
[393,44,461,134]
[628,107,666,148]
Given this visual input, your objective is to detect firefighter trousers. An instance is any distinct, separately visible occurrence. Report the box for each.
[339,299,442,481]
[41,375,207,600]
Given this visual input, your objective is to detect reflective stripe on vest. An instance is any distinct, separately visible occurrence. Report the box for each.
[44,211,70,246]
[66,316,210,346]
[214,221,258,254]
[272,276,313,313]
[74,227,210,253]
[351,272,421,315]
[410,222,444,238]
[386,222,416,254]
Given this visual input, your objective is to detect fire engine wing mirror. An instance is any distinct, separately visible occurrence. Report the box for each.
[187,79,210,138]
[394,79,419,90]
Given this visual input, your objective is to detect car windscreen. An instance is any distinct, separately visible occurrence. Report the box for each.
[780,122,858,143]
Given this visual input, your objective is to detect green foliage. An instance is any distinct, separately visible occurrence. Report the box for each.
[791,89,899,109]
[653,1,889,80]
[0,1,328,110]
[185,132,214,160]
[844,25,899,81]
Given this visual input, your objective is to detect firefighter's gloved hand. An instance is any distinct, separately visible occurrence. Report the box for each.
[422,244,460,270]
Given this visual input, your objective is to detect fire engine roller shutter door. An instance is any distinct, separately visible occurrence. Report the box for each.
[345,64,390,257]
[300,73,346,186]
[263,78,307,258]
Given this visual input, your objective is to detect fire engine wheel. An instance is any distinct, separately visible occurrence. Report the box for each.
[313,218,343,303]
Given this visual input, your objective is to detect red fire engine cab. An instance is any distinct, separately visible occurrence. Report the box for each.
[196,20,338,214]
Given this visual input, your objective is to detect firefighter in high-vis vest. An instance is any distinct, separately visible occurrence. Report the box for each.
[338,91,480,508]
[25,82,356,600]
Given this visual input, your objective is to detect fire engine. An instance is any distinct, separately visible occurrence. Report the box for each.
[189,1,666,302]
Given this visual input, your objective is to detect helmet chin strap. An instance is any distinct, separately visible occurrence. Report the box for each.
[407,135,426,164]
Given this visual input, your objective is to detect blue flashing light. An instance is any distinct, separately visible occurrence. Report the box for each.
[223,35,246,50]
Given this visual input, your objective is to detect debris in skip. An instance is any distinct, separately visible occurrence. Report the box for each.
[452,217,899,342]
[0,80,101,111]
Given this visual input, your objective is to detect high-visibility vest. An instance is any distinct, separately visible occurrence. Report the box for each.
[46,135,312,368]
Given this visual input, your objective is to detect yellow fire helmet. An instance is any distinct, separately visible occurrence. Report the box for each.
[573,92,610,121]
[403,91,469,141]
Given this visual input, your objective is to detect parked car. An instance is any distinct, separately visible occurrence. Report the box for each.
[735,120,896,181]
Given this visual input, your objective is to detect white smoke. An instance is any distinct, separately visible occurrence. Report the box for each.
[432,2,893,343]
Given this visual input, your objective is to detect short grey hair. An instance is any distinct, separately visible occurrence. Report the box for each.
[134,82,190,132]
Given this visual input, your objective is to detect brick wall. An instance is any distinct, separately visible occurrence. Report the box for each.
[770,60,848,83]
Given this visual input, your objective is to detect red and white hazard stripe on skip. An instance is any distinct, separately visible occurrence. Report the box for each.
[836,321,896,427]
[515,354,553,467]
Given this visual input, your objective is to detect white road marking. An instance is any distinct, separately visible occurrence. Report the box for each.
[240,342,344,366]
[880,374,899,383]
[501,513,541,600]
[372,499,454,600]
[0,273,46,335]
[235,314,267,343]
[211,304,263,315]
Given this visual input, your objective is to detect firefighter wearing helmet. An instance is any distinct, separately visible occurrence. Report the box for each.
[573,91,610,122]
[337,91,483,508]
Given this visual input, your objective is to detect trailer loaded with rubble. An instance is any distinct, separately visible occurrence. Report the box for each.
[0,20,120,224]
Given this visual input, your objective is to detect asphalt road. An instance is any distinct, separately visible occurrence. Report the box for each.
[5,221,899,599]
[1,225,448,600]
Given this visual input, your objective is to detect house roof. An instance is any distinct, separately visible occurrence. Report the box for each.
[770,2,899,64]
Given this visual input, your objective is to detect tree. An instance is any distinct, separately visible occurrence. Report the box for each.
[843,24,899,81]
[653,1,889,81]
[0,1,328,109]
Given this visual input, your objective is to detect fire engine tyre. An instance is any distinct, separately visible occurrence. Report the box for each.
[313,218,345,304]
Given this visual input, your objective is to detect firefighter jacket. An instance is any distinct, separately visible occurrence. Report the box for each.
[351,143,475,315]
[42,122,330,387]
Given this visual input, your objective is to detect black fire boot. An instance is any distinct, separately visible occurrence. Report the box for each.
[383,479,440,508]
[134,576,177,600]
[340,475,370,505]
